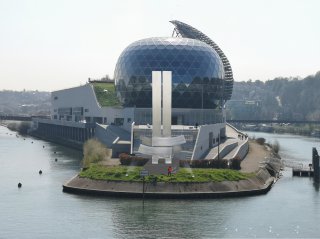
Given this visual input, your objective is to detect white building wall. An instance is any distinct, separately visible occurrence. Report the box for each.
[191,122,226,160]
[51,84,101,116]
[51,84,134,132]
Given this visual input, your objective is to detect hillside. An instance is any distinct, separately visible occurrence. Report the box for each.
[1,71,320,120]
[227,71,320,121]
[0,90,51,116]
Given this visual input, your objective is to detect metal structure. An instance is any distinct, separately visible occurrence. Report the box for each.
[138,71,186,164]
[114,37,225,109]
[170,20,234,101]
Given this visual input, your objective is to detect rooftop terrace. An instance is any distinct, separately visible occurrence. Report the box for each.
[91,82,121,107]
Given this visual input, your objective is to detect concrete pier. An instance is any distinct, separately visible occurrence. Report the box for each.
[292,169,314,177]
[292,147,319,180]
[313,147,320,182]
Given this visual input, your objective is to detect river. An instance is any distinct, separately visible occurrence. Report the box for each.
[0,126,319,238]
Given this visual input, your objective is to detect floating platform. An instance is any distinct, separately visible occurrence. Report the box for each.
[292,168,314,177]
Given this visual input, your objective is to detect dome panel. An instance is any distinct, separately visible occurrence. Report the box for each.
[114,37,225,108]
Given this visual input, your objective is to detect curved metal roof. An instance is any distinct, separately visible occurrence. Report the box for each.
[170,20,233,100]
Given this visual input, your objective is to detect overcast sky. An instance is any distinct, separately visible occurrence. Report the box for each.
[1,0,319,91]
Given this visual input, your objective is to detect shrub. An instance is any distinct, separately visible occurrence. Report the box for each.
[211,159,229,169]
[230,157,241,170]
[192,159,210,168]
[180,159,229,169]
[7,122,31,135]
[119,153,149,166]
[272,140,280,154]
[256,137,266,145]
[180,159,192,168]
[82,139,111,168]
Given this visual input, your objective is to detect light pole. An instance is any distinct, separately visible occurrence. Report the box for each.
[217,83,223,160]
[217,133,220,160]
[201,81,204,125]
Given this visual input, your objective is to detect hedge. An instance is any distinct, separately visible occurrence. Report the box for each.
[180,159,229,169]
[180,158,242,170]
[119,153,149,166]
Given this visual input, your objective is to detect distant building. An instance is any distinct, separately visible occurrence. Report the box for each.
[32,20,234,159]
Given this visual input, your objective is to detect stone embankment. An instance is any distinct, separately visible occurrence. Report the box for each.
[63,166,277,198]
[63,140,282,198]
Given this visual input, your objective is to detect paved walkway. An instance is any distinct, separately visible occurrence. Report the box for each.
[144,157,180,175]
[204,125,246,160]
[240,141,272,173]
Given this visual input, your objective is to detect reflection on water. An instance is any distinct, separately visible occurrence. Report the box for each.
[313,181,320,192]
[0,126,320,238]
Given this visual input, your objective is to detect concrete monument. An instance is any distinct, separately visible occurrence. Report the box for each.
[138,71,186,164]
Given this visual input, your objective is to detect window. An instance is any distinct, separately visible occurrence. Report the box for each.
[93,117,103,124]
[54,96,58,100]
[72,107,83,116]
[58,107,72,116]
[127,118,131,123]
[114,118,124,126]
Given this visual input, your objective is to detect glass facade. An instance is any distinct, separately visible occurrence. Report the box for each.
[114,37,225,109]
[134,108,224,126]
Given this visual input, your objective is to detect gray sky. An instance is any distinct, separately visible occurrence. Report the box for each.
[1,0,319,91]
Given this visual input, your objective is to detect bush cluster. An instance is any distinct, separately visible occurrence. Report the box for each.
[82,139,111,168]
[229,157,241,170]
[180,159,228,169]
[255,137,266,145]
[180,158,242,170]
[7,122,31,135]
[271,140,280,154]
[119,153,149,166]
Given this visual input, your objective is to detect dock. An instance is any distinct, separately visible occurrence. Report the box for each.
[292,168,314,177]
[291,147,319,179]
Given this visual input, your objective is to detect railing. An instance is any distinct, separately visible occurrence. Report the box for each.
[228,119,320,124]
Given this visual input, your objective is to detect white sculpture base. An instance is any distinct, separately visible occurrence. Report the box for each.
[152,156,159,164]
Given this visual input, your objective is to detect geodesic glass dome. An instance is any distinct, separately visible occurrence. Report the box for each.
[114,37,225,109]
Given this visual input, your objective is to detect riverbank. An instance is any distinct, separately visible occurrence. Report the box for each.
[2,123,320,238]
[235,122,320,138]
[63,167,275,198]
[1,122,281,198]
[1,120,84,151]
[63,139,281,198]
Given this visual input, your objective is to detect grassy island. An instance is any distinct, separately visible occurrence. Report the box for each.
[79,164,255,183]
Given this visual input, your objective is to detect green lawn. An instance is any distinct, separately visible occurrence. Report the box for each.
[91,82,121,107]
[79,164,255,183]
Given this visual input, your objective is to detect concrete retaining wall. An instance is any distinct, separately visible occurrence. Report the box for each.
[213,141,238,160]
[63,168,275,199]
[232,140,249,160]
[227,123,249,160]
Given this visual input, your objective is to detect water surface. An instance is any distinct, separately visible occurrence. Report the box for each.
[0,126,319,238]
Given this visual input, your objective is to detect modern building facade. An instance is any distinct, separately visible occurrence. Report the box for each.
[114,37,225,109]
[32,20,234,160]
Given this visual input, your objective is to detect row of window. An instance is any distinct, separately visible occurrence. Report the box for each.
[54,107,89,115]
[53,114,131,126]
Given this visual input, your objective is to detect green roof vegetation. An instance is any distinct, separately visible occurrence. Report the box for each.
[79,164,255,183]
[91,82,121,107]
